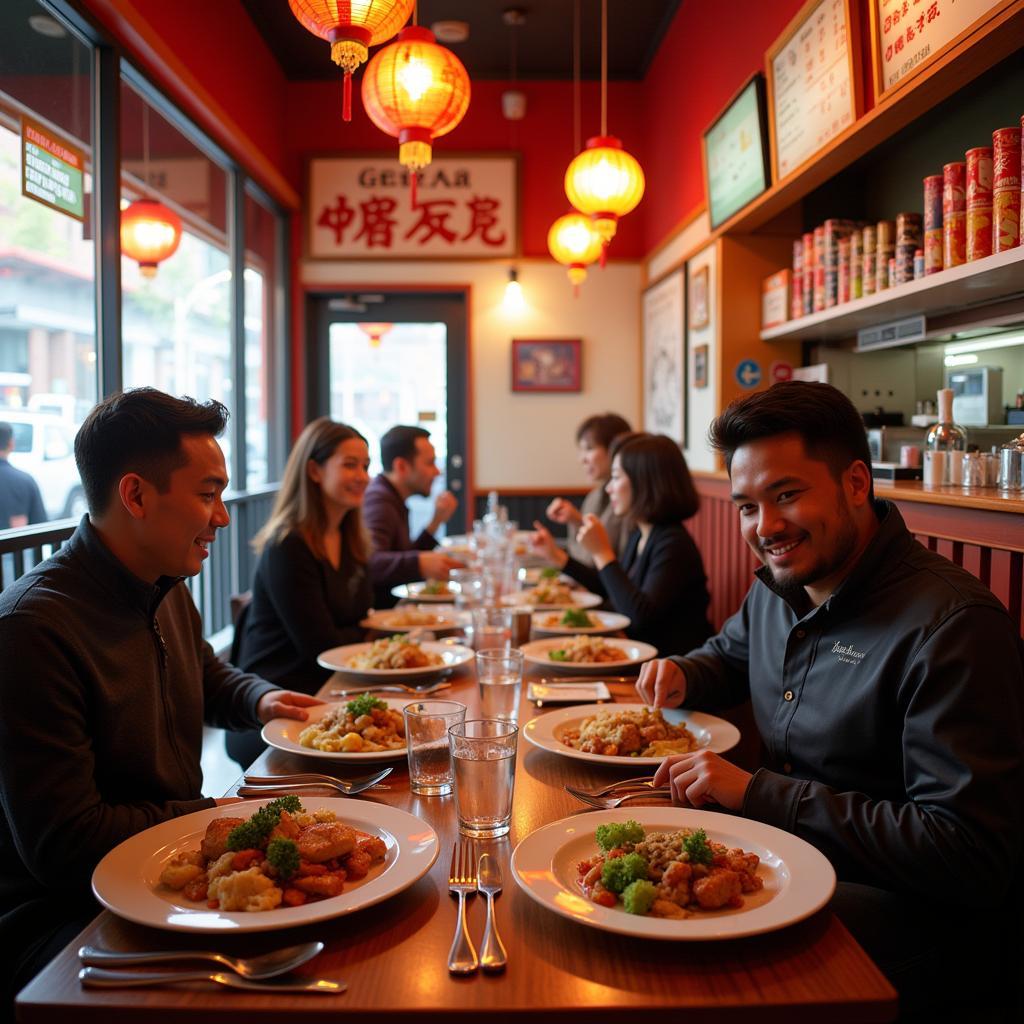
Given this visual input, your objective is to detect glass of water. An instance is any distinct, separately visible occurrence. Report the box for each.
[449,719,518,839]
[450,568,484,610]
[403,700,467,796]
[476,647,523,722]
[470,606,512,651]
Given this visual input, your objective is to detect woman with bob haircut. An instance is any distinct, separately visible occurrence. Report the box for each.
[228,418,372,766]
[533,432,713,657]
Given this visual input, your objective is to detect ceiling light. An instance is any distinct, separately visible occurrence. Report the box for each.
[28,14,67,38]
[943,332,1024,355]
[943,353,979,367]
[432,20,469,44]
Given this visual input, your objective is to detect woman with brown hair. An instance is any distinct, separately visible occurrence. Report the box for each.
[533,432,712,657]
[228,418,372,766]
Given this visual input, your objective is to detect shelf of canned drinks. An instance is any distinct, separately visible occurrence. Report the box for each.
[760,243,1024,345]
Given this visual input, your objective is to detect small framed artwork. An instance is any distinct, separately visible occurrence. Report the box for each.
[693,345,709,389]
[511,338,582,392]
[689,266,709,330]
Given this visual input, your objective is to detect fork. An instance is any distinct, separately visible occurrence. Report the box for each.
[238,766,392,798]
[565,785,673,809]
[567,775,660,798]
[447,842,479,974]
[328,681,451,696]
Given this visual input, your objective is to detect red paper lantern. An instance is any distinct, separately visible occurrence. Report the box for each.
[547,212,603,296]
[288,0,415,121]
[120,200,182,277]
[357,322,393,347]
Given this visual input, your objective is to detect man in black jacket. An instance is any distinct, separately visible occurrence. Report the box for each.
[0,389,319,1015]
[637,381,1023,1017]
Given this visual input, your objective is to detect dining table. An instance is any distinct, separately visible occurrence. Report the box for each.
[16,658,898,1023]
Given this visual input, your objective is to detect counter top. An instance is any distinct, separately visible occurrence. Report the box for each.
[872,481,1024,514]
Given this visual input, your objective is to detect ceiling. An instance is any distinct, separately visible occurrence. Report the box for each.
[240,0,682,82]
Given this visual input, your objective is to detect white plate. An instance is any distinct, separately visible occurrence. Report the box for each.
[501,588,603,611]
[523,703,740,765]
[518,567,572,587]
[262,698,410,761]
[93,798,439,934]
[530,610,631,636]
[512,807,835,940]
[519,636,657,674]
[391,582,459,603]
[360,604,469,632]
[317,640,473,681]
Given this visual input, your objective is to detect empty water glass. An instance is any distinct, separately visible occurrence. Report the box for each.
[449,719,518,839]
[450,568,483,610]
[476,647,523,722]
[403,700,467,796]
[470,607,512,651]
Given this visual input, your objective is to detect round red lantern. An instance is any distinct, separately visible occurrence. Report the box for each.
[358,322,393,347]
[120,200,182,277]
[547,212,603,296]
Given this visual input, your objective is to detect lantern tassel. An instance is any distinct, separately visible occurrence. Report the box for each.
[599,241,608,269]
[342,72,352,122]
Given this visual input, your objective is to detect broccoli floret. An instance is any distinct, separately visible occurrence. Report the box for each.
[263,795,303,816]
[622,878,658,915]
[594,820,645,853]
[682,828,713,866]
[559,607,591,627]
[346,692,388,718]
[540,566,560,579]
[548,649,568,662]
[226,796,306,851]
[266,837,300,881]
[601,852,650,894]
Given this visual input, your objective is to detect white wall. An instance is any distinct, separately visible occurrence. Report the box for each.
[301,258,643,490]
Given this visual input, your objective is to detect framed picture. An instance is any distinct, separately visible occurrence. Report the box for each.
[642,269,686,445]
[693,345,709,389]
[511,338,581,392]
[689,266,709,330]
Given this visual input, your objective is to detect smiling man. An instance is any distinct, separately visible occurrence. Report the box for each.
[636,381,1023,1016]
[0,388,319,1012]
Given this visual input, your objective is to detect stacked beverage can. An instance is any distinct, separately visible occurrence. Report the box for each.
[801,232,814,316]
[992,126,1021,252]
[824,219,854,307]
[791,238,804,319]
[850,229,863,299]
[913,249,924,279]
[862,224,877,296]
[838,236,851,304]
[813,226,826,312]
[923,174,944,274]
[965,146,993,261]
[943,161,966,267]
[876,220,895,291]
[895,212,922,284]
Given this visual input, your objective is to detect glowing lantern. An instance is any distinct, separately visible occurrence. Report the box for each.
[358,322,393,348]
[547,212,603,296]
[361,25,470,206]
[288,0,415,121]
[120,200,182,278]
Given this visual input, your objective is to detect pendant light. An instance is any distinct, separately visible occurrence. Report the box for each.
[288,0,415,121]
[358,322,393,348]
[548,212,603,296]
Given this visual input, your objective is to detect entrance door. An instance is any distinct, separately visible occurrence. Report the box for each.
[308,291,468,536]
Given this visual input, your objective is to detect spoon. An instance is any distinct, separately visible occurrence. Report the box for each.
[78,967,343,993]
[477,853,508,972]
[78,940,323,980]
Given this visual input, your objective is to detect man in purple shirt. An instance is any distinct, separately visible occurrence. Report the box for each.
[363,425,462,607]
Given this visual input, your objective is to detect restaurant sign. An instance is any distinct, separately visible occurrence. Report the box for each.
[308,154,518,260]
[21,115,85,222]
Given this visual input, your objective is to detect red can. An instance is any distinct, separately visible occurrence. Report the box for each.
[966,147,993,209]
[862,225,877,296]
[944,211,966,268]
[993,189,1020,253]
[802,232,814,316]
[967,205,992,261]
[923,175,943,232]
[943,162,966,215]
[924,229,943,274]
[992,127,1021,190]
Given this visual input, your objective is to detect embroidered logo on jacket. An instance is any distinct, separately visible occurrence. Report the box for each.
[832,641,866,665]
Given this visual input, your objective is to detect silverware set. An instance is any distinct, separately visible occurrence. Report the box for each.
[447,842,508,974]
[564,777,672,809]
[328,680,452,696]
[236,766,393,798]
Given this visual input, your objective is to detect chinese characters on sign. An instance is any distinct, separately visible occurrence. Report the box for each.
[874,0,1002,94]
[769,0,856,180]
[308,156,517,259]
[21,115,85,221]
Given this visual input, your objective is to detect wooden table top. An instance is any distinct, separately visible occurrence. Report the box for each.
[17,665,898,1023]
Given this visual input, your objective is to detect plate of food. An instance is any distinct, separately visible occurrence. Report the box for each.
[523,703,740,765]
[92,796,440,933]
[317,636,473,681]
[518,566,572,587]
[511,808,835,941]
[360,604,468,633]
[501,581,602,610]
[391,580,459,603]
[530,609,632,637]
[262,694,410,761]
[519,636,656,674]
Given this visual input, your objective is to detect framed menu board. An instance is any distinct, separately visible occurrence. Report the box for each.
[869,0,1013,100]
[766,0,862,182]
[702,74,771,230]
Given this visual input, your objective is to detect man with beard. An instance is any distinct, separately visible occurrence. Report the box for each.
[363,425,462,608]
[636,381,1022,1019]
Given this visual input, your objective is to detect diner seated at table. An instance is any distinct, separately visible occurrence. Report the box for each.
[363,424,464,608]
[635,381,1024,1018]
[545,412,632,568]
[532,431,713,657]
[229,417,374,768]
[0,388,318,1017]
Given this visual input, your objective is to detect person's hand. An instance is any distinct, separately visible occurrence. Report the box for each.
[418,550,464,580]
[530,521,569,568]
[433,490,458,524]
[256,690,323,725]
[653,751,752,811]
[545,497,582,527]
[575,513,615,567]
[635,659,686,708]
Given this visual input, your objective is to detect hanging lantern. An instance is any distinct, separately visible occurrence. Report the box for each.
[120,200,182,278]
[361,25,470,207]
[288,0,415,121]
[565,135,645,258]
[547,212,603,296]
[358,322,393,348]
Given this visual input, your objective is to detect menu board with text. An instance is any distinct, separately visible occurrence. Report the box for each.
[767,0,860,181]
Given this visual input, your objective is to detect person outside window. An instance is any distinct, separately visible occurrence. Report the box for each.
[0,421,46,529]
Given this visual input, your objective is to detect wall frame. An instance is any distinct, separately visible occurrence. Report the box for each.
[642,268,686,445]
[689,265,710,330]
[765,0,862,183]
[511,338,581,393]
[693,344,709,390]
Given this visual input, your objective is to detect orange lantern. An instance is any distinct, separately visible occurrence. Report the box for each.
[547,212,603,296]
[120,200,182,278]
[361,25,470,206]
[288,0,415,121]
[358,322,393,347]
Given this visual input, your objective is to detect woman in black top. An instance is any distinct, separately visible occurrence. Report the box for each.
[532,432,713,658]
[227,418,372,766]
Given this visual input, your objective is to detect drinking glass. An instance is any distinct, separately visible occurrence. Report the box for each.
[449,719,518,839]
[450,568,483,610]
[476,647,523,722]
[403,700,467,796]
[470,606,512,652]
